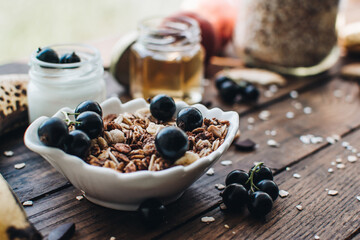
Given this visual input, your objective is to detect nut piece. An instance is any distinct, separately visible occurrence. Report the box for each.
[114,143,131,154]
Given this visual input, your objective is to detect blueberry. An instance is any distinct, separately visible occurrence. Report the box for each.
[241,84,260,103]
[63,130,91,158]
[75,100,103,118]
[225,169,249,188]
[249,164,273,184]
[155,126,188,162]
[75,111,103,139]
[247,191,273,217]
[219,80,238,104]
[60,52,81,64]
[256,179,279,201]
[150,94,176,121]
[176,107,203,131]
[220,183,248,211]
[36,47,59,63]
[38,117,68,148]
[215,75,232,90]
[138,198,166,226]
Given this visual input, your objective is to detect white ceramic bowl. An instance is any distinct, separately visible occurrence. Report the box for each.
[24,97,239,211]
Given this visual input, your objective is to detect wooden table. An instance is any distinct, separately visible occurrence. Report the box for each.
[1,51,360,239]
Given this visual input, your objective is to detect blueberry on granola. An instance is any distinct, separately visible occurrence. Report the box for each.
[63,130,91,158]
[38,117,68,148]
[75,100,103,117]
[75,111,103,139]
[150,94,176,121]
[138,198,166,226]
[176,107,203,131]
[155,126,188,161]
[36,47,60,63]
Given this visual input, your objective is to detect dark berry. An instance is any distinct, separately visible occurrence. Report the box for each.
[247,191,273,217]
[241,84,260,103]
[221,183,249,211]
[75,111,103,139]
[150,94,176,121]
[249,164,273,184]
[36,47,59,63]
[138,198,166,226]
[75,100,103,117]
[256,180,279,201]
[236,81,248,95]
[176,107,203,131]
[219,80,238,103]
[63,130,91,158]
[225,169,249,188]
[60,52,81,64]
[38,117,68,148]
[155,126,188,162]
[215,75,232,90]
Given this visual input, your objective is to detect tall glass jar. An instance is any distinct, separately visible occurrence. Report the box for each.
[130,16,204,104]
[234,0,340,76]
[28,44,106,122]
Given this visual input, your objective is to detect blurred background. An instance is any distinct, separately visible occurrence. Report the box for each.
[0,0,183,64]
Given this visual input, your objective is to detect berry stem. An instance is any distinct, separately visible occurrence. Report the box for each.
[62,111,80,125]
[246,162,264,193]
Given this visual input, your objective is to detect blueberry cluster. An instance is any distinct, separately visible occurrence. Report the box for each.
[215,75,260,104]
[221,162,279,217]
[37,100,103,158]
[36,47,81,64]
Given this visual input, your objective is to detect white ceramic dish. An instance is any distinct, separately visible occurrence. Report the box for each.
[24,97,239,211]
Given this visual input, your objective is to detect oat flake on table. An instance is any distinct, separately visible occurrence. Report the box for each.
[290,90,299,99]
[215,183,225,190]
[303,106,312,114]
[76,196,84,201]
[296,205,303,211]
[201,216,215,223]
[328,168,334,173]
[14,163,26,170]
[286,111,295,119]
[221,160,232,166]
[206,168,214,176]
[293,173,301,179]
[336,163,345,169]
[259,110,271,121]
[356,196,360,201]
[224,224,230,229]
[23,200,33,206]
[3,150,14,157]
[267,139,280,147]
[347,155,357,163]
[314,235,320,240]
[328,190,338,196]
[279,190,289,198]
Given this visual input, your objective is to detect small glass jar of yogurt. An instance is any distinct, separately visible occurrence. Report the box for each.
[28,44,106,122]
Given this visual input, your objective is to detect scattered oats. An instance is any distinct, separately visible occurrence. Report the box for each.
[220,203,227,210]
[206,168,215,176]
[333,89,343,98]
[259,110,271,121]
[326,137,335,144]
[22,201,33,206]
[328,190,338,196]
[342,141,349,147]
[335,157,342,163]
[247,125,254,130]
[348,155,357,163]
[110,237,116,240]
[331,161,336,166]
[264,90,274,98]
[224,224,230,229]
[286,111,295,119]
[76,195,84,201]
[247,117,255,124]
[14,163,26,170]
[267,139,280,147]
[357,196,360,201]
[310,136,323,144]
[293,173,301,179]
[221,160,232,166]
[3,151,14,157]
[328,168,334,173]
[352,148,357,153]
[290,90,299,99]
[270,130,277,136]
[269,84,278,93]
[279,190,289,198]
[215,183,226,190]
[286,167,291,171]
[337,163,345,169]
[332,134,341,141]
[292,101,302,110]
[201,216,215,223]
[346,145,353,151]
[300,135,312,144]
[296,205,303,211]
[232,231,236,234]
[303,106,312,114]
[314,235,320,240]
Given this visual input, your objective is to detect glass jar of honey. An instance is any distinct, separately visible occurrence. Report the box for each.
[130,16,204,104]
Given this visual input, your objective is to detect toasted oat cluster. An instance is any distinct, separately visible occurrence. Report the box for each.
[84,108,229,173]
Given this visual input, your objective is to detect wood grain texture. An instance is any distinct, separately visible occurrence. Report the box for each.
[158,129,360,240]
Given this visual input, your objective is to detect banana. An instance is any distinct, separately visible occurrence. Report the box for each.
[0,174,42,240]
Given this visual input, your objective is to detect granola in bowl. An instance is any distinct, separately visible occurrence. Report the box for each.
[86,108,230,173]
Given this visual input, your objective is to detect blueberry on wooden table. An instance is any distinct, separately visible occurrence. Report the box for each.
[138,199,166,226]
[220,183,249,212]
[249,164,273,184]
[247,191,273,217]
[225,169,250,188]
[215,75,233,90]
[38,117,68,149]
[256,179,279,201]
[241,84,260,103]
[75,111,103,139]
[75,100,103,118]
[36,47,60,63]
[176,107,203,131]
[150,94,176,121]
[219,80,239,103]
